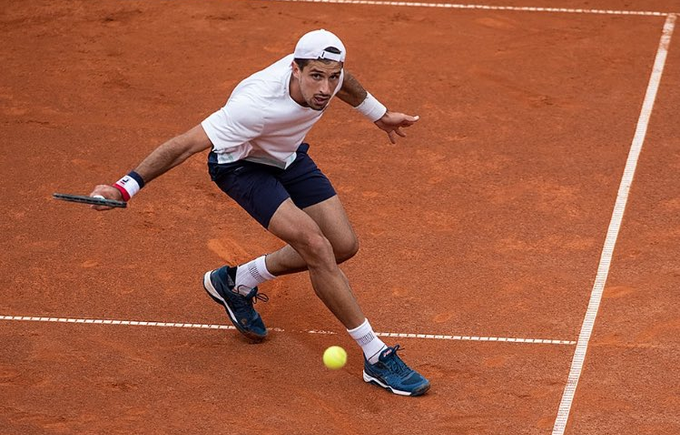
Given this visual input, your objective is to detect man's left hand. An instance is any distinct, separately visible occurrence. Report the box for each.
[375,111,420,144]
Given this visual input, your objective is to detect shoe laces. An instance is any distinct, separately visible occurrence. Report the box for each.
[382,345,410,376]
[251,292,269,304]
[231,287,269,305]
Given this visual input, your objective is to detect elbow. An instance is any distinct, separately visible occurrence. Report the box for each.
[173,130,210,162]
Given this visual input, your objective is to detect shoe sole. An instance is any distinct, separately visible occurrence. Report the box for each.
[362,370,431,397]
[202,271,267,342]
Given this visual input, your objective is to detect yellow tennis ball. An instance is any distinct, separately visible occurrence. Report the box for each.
[323,346,347,370]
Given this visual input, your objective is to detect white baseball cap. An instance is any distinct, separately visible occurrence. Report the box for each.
[293,29,346,62]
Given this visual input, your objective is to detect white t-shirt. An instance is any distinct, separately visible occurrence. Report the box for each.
[201,54,344,169]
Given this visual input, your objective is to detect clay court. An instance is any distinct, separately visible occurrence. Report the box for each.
[1,0,679,433]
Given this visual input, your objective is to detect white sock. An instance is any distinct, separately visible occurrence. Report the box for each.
[234,255,276,296]
[347,318,387,365]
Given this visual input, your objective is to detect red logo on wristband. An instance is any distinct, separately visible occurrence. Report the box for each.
[113,183,131,201]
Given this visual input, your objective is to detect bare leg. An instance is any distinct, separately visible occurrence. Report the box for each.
[267,198,364,329]
[266,195,358,276]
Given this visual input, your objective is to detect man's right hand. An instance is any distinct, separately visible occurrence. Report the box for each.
[89,185,124,211]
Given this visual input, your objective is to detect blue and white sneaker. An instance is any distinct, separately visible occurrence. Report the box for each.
[363,345,431,396]
[202,266,268,341]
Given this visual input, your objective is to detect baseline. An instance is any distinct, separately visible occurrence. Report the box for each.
[0,314,575,345]
[262,0,678,17]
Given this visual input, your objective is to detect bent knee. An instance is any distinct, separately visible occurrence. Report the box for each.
[293,231,335,263]
[334,236,359,263]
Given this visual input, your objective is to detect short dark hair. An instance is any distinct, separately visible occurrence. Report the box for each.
[294,46,342,71]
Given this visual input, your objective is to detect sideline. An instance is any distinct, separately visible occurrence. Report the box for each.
[551,13,677,435]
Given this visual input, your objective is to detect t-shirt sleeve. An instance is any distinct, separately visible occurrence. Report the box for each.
[201,95,265,152]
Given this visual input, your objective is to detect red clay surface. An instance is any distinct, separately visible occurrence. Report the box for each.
[1,1,678,434]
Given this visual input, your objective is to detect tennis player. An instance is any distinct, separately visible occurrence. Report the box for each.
[90,29,430,396]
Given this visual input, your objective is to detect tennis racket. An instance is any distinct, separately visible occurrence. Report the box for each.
[52,193,127,208]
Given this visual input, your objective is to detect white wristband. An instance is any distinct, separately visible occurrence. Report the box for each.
[355,92,387,122]
[113,172,144,201]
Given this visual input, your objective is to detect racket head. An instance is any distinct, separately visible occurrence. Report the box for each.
[53,193,127,208]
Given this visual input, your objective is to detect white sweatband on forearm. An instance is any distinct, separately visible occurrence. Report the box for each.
[355,92,387,122]
[113,171,145,201]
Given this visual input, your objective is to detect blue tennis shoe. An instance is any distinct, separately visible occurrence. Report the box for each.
[202,266,268,341]
[363,345,430,396]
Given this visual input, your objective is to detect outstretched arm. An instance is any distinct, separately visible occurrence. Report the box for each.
[89,124,212,210]
[335,72,368,107]
[336,71,419,144]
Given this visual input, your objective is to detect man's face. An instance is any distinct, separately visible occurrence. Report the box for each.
[292,60,343,110]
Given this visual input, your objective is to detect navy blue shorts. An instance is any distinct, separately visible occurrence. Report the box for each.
[207,143,337,228]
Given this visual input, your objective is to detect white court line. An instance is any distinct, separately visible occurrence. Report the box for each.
[551,13,677,435]
[263,0,677,17]
[0,315,575,345]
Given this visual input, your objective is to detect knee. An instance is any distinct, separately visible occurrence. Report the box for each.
[295,231,335,265]
[334,235,359,264]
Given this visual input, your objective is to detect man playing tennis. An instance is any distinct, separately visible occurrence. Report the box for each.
[90,29,430,396]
